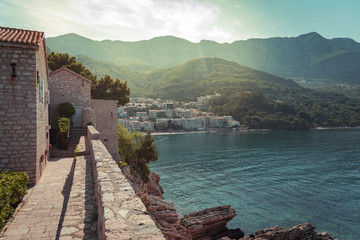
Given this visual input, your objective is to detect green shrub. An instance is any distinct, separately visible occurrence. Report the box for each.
[58,117,70,149]
[58,102,75,118]
[0,171,28,231]
[73,144,79,159]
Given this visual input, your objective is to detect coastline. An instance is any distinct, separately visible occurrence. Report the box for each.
[310,126,360,130]
[150,126,360,136]
[151,130,212,136]
[147,130,348,239]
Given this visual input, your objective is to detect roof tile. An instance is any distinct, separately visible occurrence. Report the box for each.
[0,26,44,46]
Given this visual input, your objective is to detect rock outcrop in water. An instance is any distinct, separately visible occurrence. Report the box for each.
[239,222,333,240]
[121,165,333,240]
[181,205,244,239]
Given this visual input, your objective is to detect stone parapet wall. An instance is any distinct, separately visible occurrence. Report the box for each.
[87,126,165,239]
[35,39,50,184]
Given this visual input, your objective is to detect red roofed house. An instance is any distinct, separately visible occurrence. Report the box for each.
[0,27,50,185]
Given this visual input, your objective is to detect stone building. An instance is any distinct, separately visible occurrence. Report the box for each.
[48,67,93,129]
[48,68,119,160]
[0,27,50,185]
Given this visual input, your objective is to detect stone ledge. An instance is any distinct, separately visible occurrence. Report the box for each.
[87,126,164,239]
[87,125,100,140]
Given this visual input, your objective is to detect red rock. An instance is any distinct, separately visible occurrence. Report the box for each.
[181,205,244,239]
[240,222,334,240]
[145,172,164,197]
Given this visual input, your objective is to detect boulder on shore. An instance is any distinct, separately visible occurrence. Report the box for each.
[181,205,244,240]
[240,222,334,240]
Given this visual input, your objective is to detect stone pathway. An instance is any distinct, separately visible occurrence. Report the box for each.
[1,154,97,240]
[58,155,97,239]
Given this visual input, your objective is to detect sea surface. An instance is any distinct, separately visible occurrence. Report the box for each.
[150,129,360,240]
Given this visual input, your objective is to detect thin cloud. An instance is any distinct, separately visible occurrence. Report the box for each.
[1,0,235,42]
[70,0,233,42]
[204,27,233,43]
[233,20,242,26]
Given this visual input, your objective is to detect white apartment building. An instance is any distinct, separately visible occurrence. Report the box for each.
[136,112,147,117]
[209,116,226,128]
[142,121,155,131]
[175,108,191,118]
[164,109,175,118]
[130,120,142,131]
[118,119,130,129]
[155,118,170,126]
[149,110,164,119]
[118,112,127,118]
[118,107,127,118]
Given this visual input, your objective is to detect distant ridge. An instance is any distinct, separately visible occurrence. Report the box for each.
[46,32,360,86]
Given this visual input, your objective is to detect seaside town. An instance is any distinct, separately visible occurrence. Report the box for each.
[118,94,241,132]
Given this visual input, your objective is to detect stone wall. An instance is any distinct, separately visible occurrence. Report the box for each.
[91,99,119,161]
[35,39,50,183]
[87,126,165,239]
[0,40,49,184]
[48,67,92,128]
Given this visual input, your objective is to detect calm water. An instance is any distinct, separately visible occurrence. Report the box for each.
[150,129,360,240]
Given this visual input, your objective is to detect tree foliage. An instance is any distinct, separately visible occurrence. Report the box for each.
[58,117,71,149]
[58,102,75,118]
[137,130,159,164]
[118,125,158,182]
[118,124,142,163]
[92,75,130,106]
[48,52,97,84]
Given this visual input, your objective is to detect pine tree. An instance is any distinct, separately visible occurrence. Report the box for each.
[136,130,158,182]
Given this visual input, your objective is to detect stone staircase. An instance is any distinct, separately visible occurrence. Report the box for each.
[50,128,87,158]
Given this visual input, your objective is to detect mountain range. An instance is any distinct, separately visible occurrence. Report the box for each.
[46,32,360,87]
[45,32,360,128]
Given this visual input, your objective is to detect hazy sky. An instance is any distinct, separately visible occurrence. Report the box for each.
[1,0,359,43]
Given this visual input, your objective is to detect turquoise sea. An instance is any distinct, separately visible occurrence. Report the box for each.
[150,129,360,240]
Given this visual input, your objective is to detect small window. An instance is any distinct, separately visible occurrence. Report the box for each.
[39,74,44,102]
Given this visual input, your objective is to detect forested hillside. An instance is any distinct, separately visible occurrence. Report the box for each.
[139,58,301,101]
[208,92,360,129]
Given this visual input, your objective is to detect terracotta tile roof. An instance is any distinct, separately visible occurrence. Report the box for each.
[0,27,44,45]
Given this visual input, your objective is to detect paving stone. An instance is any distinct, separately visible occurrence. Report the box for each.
[60,227,78,235]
